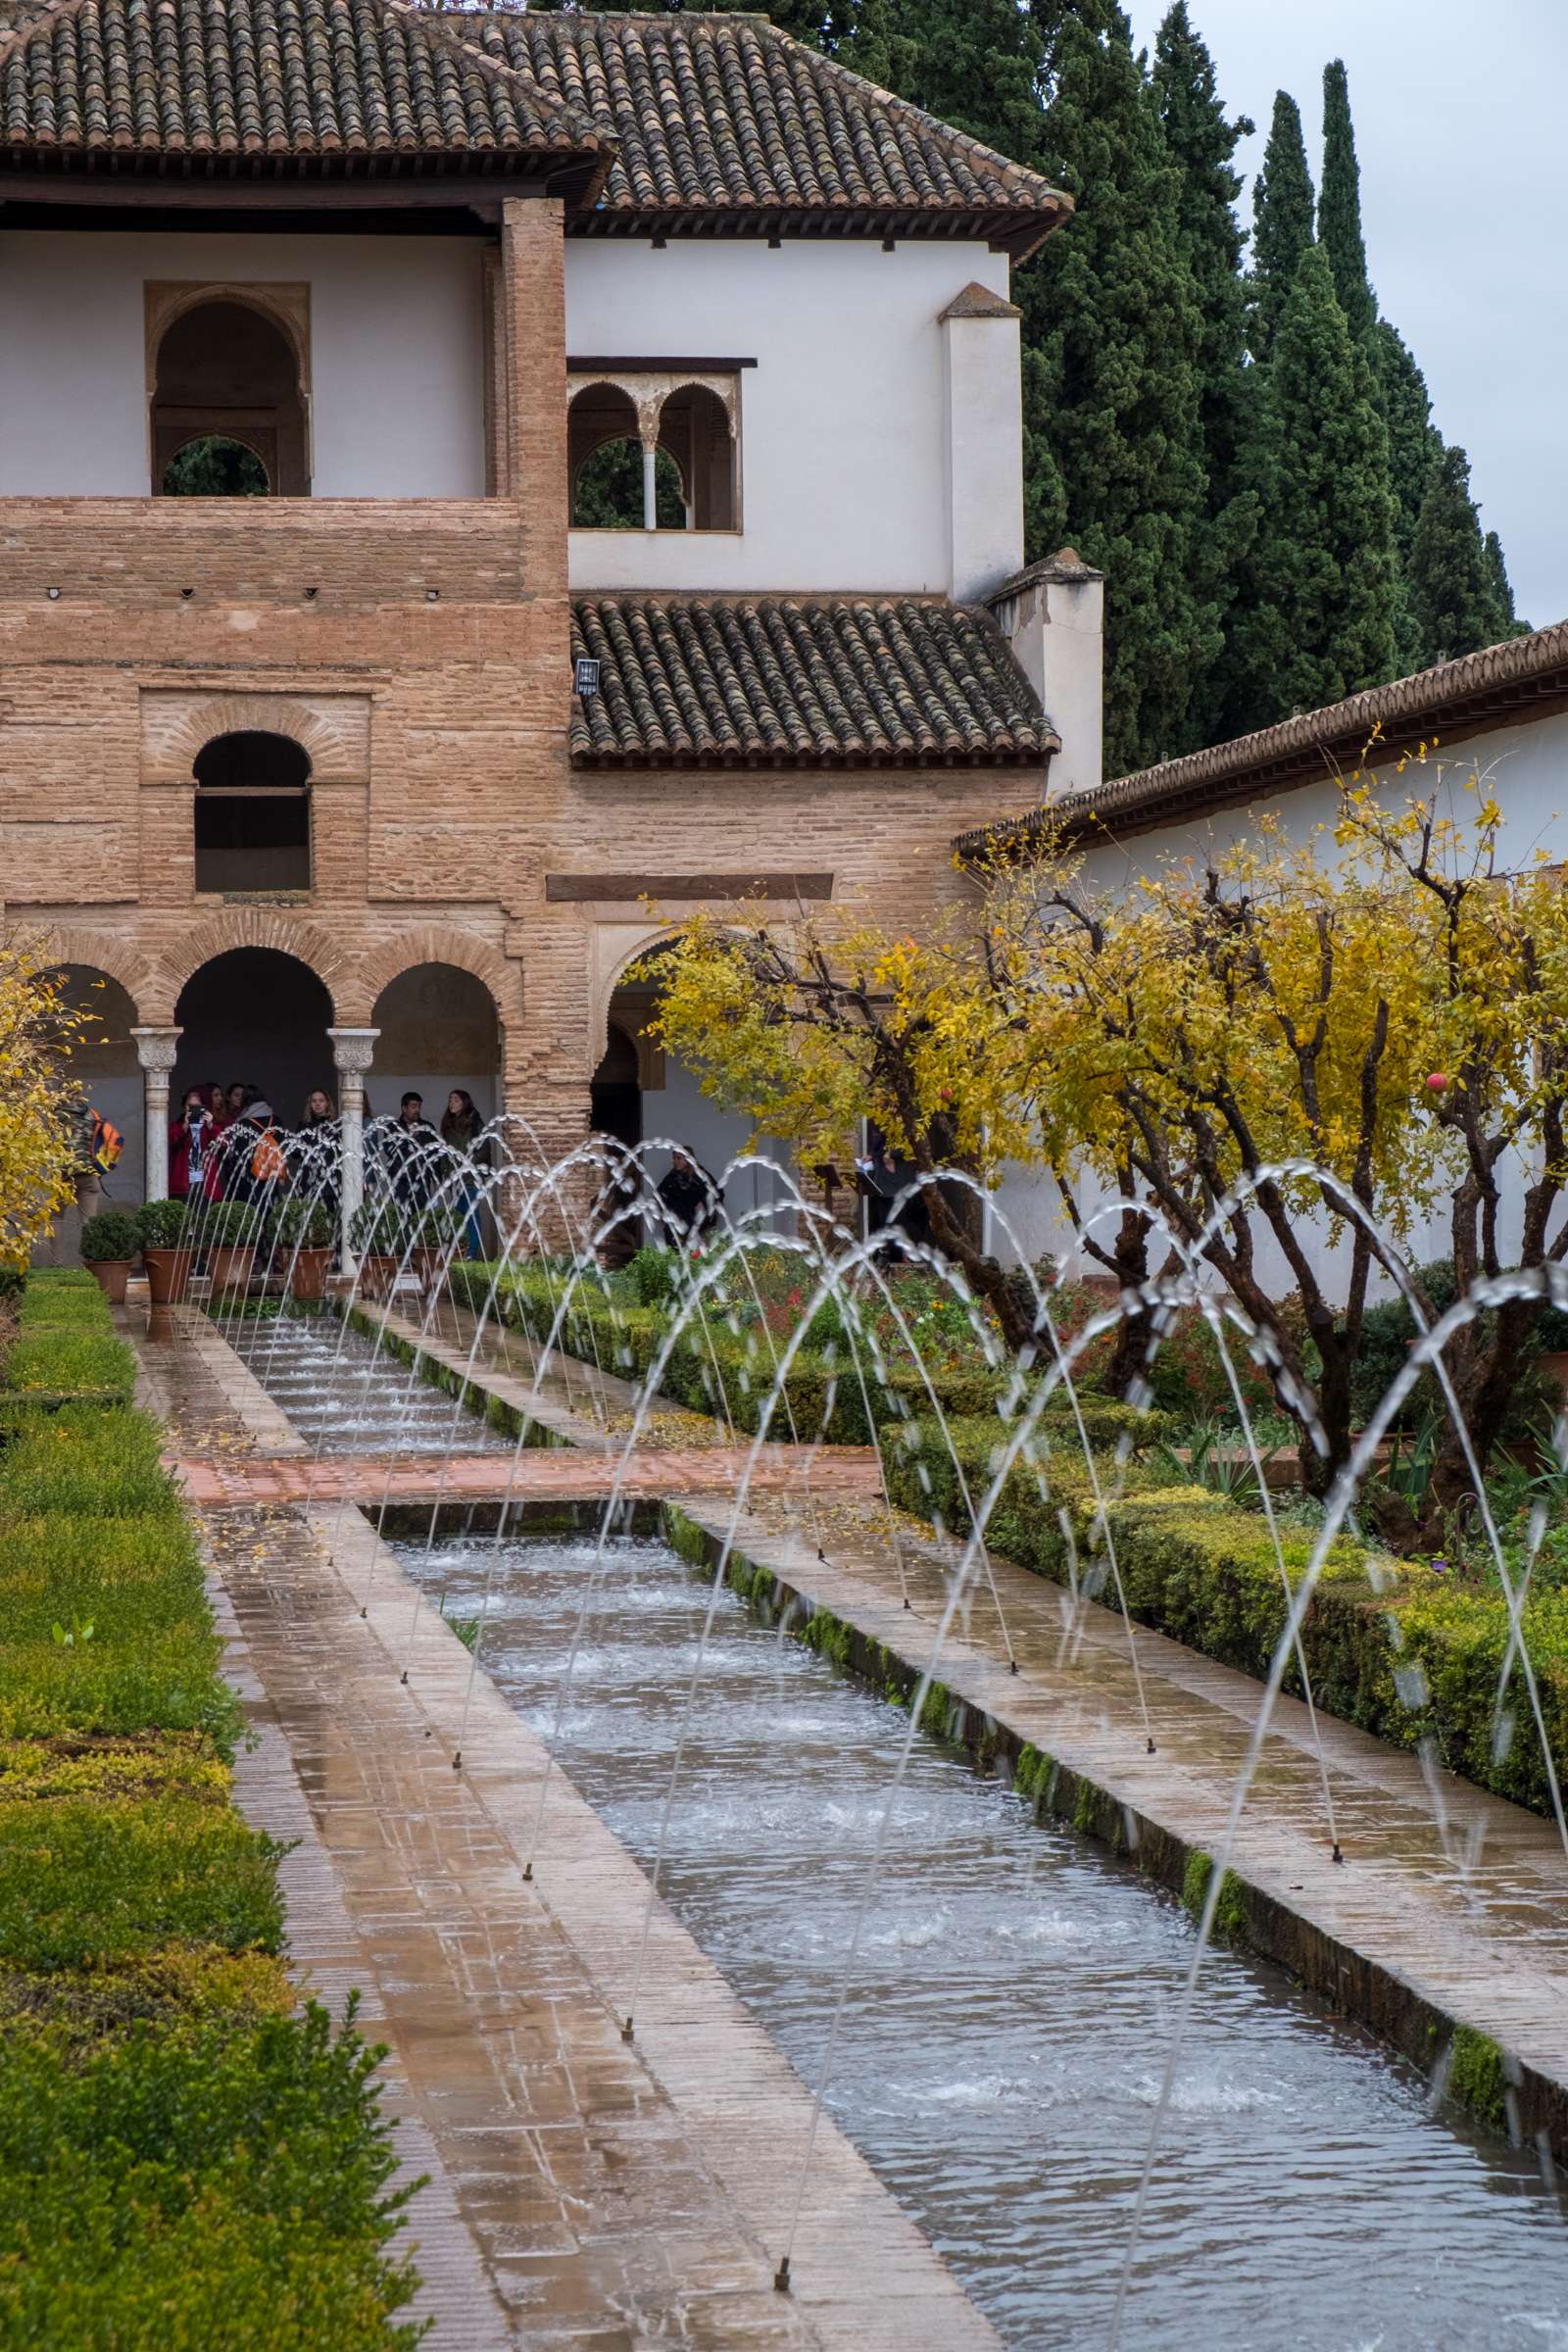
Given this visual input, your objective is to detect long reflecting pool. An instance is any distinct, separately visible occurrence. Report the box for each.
[394,1531,1568,2351]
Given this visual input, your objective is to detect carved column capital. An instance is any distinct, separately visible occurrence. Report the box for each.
[131,1025,182,1075]
[327,1025,379,1077]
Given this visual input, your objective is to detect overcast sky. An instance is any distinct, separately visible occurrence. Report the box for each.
[1123,0,1568,628]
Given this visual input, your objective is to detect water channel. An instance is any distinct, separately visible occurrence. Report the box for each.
[396,1529,1568,2352]
[230,1309,1568,2346]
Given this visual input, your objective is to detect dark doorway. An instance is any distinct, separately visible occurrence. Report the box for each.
[591,1022,642,1148]
[174,949,332,1124]
[194,732,312,893]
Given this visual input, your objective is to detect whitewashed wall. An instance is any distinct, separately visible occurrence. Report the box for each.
[564,239,1020,597]
[997,709,1568,1291]
[0,232,486,497]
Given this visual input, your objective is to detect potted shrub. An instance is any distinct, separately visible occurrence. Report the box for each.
[79,1208,140,1304]
[272,1196,335,1300]
[412,1202,463,1294]
[349,1197,404,1300]
[206,1200,262,1295]
[136,1198,194,1305]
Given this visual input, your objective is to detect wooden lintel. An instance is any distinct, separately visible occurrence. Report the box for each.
[545,871,834,903]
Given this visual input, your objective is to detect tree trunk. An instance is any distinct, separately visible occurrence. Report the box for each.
[1417,1294,1545,1542]
[922,1186,1037,1354]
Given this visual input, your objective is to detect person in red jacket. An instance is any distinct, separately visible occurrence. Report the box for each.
[168,1086,214,1201]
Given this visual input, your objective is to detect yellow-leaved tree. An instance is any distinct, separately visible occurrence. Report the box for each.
[0,937,93,1279]
[650,776,1568,1520]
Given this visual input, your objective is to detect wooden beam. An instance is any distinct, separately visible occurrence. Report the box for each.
[545,871,834,903]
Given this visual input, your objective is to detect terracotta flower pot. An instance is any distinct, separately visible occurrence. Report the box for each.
[285,1246,333,1302]
[210,1244,256,1296]
[358,1252,396,1300]
[411,1245,449,1292]
[86,1258,129,1304]
[142,1247,194,1305]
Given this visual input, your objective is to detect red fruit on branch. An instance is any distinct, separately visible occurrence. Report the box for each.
[1426,1072,1449,1094]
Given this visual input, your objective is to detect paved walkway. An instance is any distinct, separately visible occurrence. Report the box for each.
[130,1304,996,2352]
[170,1444,882,1509]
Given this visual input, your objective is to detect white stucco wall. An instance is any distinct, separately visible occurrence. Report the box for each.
[0,232,486,497]
[564,239,1019,596]
[997,709,1568,1290]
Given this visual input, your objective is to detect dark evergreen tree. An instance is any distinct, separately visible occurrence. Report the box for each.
[1483,530,1528,640]
[1151,1,1254,743]
[1247,91,1313,360]
[1317,59,1376,343]
[1020,0,1217,773]
[1408,445,1510,662]
[1231,242,1398,724]
[1373,320,1439,557]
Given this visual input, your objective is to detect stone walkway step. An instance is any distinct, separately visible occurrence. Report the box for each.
[168,1445,882,1508]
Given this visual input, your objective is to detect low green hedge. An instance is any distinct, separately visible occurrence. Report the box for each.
[0,2004,421,2348]
[0,1272,419,2340]
[449,1262,1177,1450]
[885,1410,1568,1820]
[2,1271,137,1405]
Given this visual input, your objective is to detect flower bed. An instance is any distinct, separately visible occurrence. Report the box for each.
[884,1411,1568,1821]
[0,1270,420,2342]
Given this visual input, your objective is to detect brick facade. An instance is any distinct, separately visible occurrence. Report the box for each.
[0,197,1045,1171]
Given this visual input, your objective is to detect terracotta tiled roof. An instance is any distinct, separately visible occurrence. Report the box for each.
[0,0,609,166]
[454,10,1070,252]
[570,593,1054,770]
[956,618,1568,858]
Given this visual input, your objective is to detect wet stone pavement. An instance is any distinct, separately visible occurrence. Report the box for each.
[131,1305,992,2352]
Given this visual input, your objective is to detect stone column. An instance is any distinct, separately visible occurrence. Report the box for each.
[131,1028,182,1202]
[328,1027,379,1269]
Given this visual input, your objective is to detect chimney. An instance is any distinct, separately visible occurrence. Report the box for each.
[986,549,1103,801]
[937,281,1024,602]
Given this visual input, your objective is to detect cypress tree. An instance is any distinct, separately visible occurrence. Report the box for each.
[1247,92,1314,360]
[1021,0,1217,774]
[1232,242,1399,723]
[835,0,1046,171]
[1408,446,1508,663]
[1151,2,1254,744]
[1483,531,1528,640]
[1317,60,1377,344]
[1373,320,1440,560]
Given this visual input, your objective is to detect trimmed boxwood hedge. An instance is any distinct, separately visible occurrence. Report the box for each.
[0,1272,420,2342]
[448,1261,1176,1451]
[884,1410,1568,1821]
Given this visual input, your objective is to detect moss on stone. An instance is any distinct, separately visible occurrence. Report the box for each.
[919,1680,952,1740]
[1181,1848,1213,1919]
[1448,2025,1508,2131]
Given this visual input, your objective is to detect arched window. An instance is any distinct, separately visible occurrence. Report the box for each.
[151,299,308,497]
[193,732,312,894]
[658,383,737,530]
[568,383,684,529]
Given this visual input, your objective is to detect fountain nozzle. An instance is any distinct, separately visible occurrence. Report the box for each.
[620,2014,634,2042]
[1332,1842,1344,1864]
[773,2256,791,2295]
[1147,1737,1156,1754]
[1009,1658,1019,1676]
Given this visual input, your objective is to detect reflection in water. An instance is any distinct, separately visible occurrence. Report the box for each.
[231,1313,510,1456]
[400,1534,1568,2352]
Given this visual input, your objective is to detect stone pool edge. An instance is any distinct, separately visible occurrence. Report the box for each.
[658,1502,1559,2165]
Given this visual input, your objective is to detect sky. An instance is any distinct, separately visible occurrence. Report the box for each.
[1123,0,1568,629]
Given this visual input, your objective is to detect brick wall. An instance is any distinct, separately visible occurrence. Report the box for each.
[0,198,1042,1167]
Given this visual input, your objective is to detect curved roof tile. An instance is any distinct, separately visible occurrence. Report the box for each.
[570,593,1054,770]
